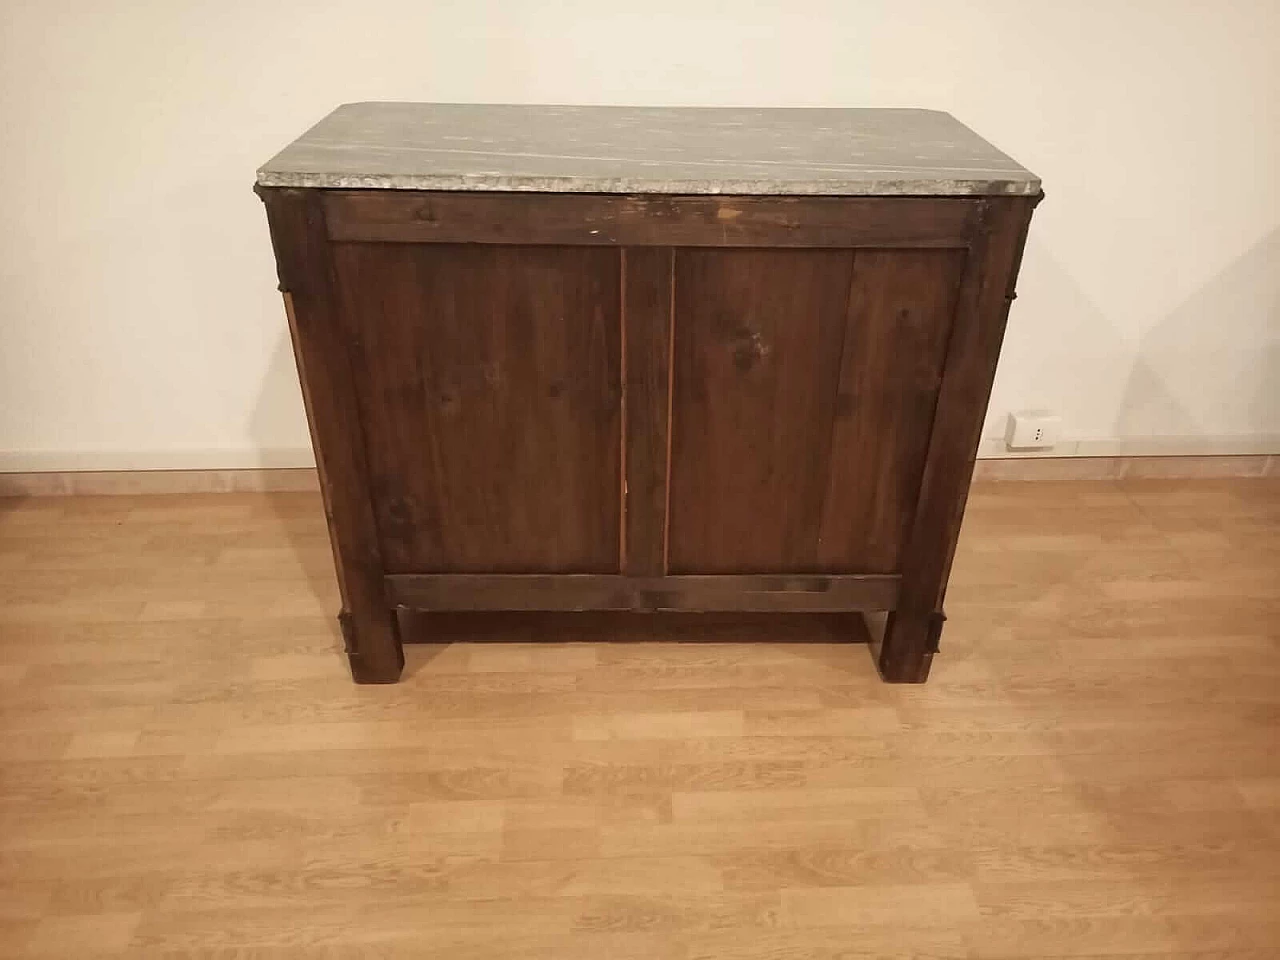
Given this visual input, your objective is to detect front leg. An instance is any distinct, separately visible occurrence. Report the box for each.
[339,608,404,684]
[873,609,945,683]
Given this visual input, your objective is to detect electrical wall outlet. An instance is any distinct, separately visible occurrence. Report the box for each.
[1005,410,1062,451]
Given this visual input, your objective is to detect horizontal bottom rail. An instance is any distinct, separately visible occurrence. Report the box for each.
[385,573,900,613]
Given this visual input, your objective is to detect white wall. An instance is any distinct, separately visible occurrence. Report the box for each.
[2,0,1277,470]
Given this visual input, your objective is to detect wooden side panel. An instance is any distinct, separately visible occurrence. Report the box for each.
[621,248,674,576]
[256,187,403,682]
[666,249,854,574]
[878,195,1041,682]
[330,243,623,574]
[815,249,967,573]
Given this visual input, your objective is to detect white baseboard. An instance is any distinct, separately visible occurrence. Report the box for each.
[1,456,1275,497]
[0,434,1277,476]
[0,468,320,496]
[976,434,1280,460]
[1,457,1273,496]
[0,447,316,473]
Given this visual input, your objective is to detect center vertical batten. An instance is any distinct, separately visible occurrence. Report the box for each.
[621,247,674,577]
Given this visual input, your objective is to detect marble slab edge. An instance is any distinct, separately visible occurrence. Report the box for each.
[254,171,1040,196]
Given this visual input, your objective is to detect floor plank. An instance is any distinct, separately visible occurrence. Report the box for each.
[0,478,1276,958]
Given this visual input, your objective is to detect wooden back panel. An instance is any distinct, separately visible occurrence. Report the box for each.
[260,184,1036,683]
[330,243,622,574]
[317,194,993,581]
[666,248,855,573]
[667,247,966,574]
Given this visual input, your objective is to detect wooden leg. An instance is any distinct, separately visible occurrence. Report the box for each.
[874,609,944,683]
[339,609,404,684]
[262,190,404,687]
[873,199,1037,686]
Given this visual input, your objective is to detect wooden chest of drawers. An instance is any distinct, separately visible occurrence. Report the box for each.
[256,103,1040,683]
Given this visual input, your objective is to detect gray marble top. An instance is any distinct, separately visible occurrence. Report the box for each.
[257,102,1039,197]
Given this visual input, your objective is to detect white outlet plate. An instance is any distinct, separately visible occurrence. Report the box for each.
[1005,411,1062,451]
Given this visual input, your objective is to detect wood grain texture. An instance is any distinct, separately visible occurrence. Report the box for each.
[621,248,673,576]
[0,478,1277,956]
[815,249,966,573]
[258,188,403,683]
[878,196,1040,682]
[330,242,623,575]
[323,192,981,247]
[385,574,901,612]
[667,248,855,574]
[666,247,966,577]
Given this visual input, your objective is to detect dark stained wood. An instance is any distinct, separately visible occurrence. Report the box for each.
[323,192,982,248]
[621,248,674,576]
[666,248,855,574]
[256,187,403,683]
[386,573,901,612]
[877,195,1041,682]
[329,242,623,574]
[259,178,1041,685]
[396,609,869,646]
[815,249,967,573]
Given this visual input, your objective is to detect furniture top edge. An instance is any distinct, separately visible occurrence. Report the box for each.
[256,102,1040,197]
[254,182,1044,200]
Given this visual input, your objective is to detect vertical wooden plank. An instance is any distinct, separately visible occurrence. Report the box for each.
[329,243,623,574]
[622,248,673,576]
[878,195,1041,682]
[256,187,403,683]
[666,248,854,573]
[816,249,967,573]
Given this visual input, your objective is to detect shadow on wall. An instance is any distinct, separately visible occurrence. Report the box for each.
[250,329,314,468]
[1115,227,1280,440]
[987,234,1134,442]
[252,324,348,665]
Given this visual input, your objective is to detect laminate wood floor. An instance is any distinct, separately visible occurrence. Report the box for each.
[0,479,1276,958]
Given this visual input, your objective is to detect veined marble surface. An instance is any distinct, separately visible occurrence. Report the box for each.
[257,102,1040,196]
